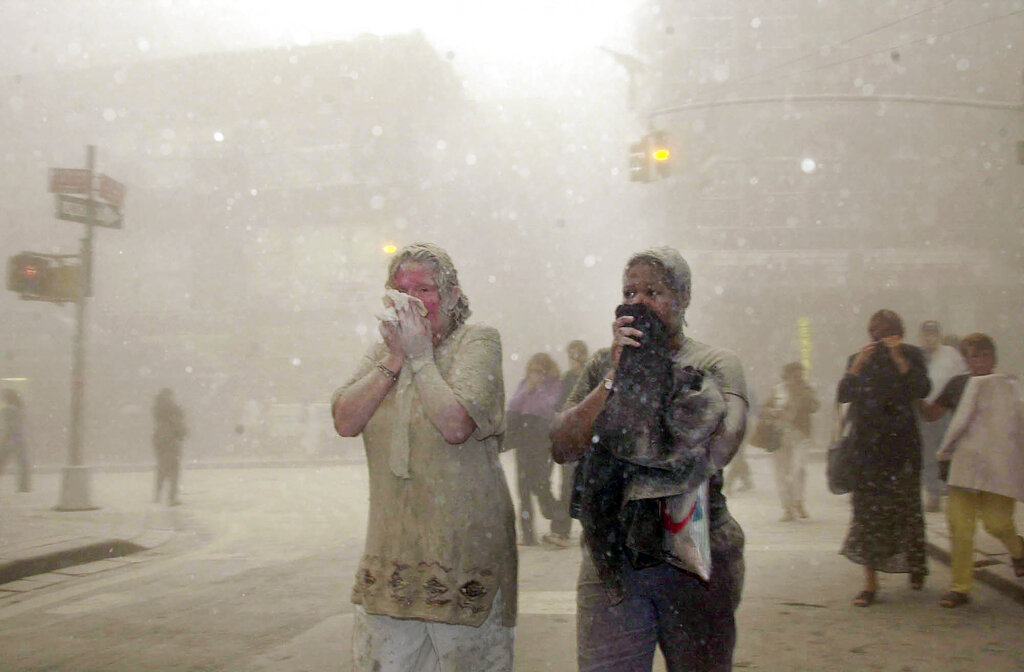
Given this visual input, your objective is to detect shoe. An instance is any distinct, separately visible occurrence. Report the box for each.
[910,572,925,590]
[925,498,941,513]
[542,533,572,549]
[779,512,795,522]
[518,538,539,547]
[939,591,969,608]
[853,590,876,607]
[795,503,809,519]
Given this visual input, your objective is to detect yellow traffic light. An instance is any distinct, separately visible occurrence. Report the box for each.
[383,244,398,254]
[652,148,671,162]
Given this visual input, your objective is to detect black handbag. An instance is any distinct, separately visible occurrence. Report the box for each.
[826,402,857,495]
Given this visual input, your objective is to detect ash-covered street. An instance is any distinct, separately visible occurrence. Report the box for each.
[2,455,1021,672]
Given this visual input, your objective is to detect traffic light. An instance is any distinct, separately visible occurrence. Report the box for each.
[6,252,82,302]
[629,131,674,182]
[7,253,50,296]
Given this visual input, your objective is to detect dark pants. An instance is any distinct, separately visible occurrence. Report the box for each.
[154,446,181,504]
[515,441,558,544]
[919,416,949,504]
[0,440,30,492]
[549,461,576,537]
[577,516,745,672]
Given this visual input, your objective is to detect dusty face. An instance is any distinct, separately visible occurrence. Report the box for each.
[920,331,940,351]
[965,346,995,376]
[622,263,685,337]
[391,261,450,339]
[568,344,588,367]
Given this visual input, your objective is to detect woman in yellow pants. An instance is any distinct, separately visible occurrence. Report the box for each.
[924,333,1024,608]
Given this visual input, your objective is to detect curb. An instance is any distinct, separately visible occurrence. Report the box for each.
[0,539,146,585]
[27,457,364,476]
[925,541,1024,607]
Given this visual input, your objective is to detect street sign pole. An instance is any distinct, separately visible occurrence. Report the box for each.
[56,145,98,511]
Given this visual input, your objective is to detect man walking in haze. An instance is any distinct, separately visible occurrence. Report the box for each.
[153,388,187,506]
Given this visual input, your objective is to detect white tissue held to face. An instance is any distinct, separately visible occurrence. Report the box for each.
[377,288,429,324]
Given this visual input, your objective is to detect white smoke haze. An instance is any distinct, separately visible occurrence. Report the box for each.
[0,1,1020,464]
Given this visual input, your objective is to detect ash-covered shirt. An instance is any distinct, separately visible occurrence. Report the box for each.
[331,323,517,627]
[566,337,748,526]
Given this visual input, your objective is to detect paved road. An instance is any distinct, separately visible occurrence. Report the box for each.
[1,456,1022,671]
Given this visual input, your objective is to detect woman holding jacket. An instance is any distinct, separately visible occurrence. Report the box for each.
[838,309,930,607]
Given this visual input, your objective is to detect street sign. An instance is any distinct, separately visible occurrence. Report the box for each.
[49,168,91,195]
[96,174,125,208]
[55,195,123,229]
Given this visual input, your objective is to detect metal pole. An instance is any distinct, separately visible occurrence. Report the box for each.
[56,144,97,510]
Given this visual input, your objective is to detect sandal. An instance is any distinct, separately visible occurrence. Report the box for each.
[910,572,925,590]
[939,591,970,608]
[853,590,876,607]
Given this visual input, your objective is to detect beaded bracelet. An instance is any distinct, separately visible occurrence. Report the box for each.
[376,362,399,381]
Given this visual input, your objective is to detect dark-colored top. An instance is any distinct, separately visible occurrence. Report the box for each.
[837,343,930,472]
[153,398,187,450]
[559,368,582,407]
[934,373,971,412]
[566,336,748,528]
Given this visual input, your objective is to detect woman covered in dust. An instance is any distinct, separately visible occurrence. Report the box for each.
[331,242,516,671]
[506,351,562,546]
[838,309,930,607]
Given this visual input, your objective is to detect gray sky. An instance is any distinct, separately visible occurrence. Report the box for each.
[1,0,639,96]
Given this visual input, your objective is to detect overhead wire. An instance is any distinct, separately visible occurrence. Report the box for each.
[681,0,963,101]
[747,6,1024,91]
[675,0,1019,104]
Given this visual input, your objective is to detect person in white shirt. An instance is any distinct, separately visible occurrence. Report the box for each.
[917,320,966,512]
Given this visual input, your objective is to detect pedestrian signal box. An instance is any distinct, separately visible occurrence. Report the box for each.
[6,252,82,303]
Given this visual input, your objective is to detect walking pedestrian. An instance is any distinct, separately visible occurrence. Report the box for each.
[921,333,1024,607]
[917,320,966,512]
[765,362,819,521]
[331,242,516,672]
[550,246,748,672]
[838,309,931,607]
[543,339,589,549]
[0,389,31,493]
[507,352,562,546]
[152,387,186,506]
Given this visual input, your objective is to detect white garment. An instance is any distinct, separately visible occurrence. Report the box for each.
[937,374,1024,502]
[773,425,808,515]
[377,289,428,324]
[352,589,514,672]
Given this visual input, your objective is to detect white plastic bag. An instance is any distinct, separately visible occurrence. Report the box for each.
[660,480,712,581]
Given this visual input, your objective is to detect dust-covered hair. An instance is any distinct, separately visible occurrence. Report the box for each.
[386,242,471,335]
[624,246,692,328]
[625,246,692,298]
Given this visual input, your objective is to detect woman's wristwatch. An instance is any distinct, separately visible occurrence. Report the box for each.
[602,376,614,391]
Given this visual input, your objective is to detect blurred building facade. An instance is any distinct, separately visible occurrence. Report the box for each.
[0,33,487,464]
[627,0,1023,401]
